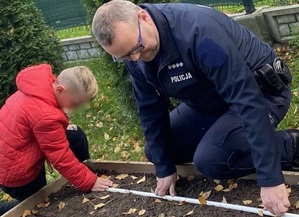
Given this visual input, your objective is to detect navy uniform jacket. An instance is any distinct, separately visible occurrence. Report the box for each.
[125,3,283,187]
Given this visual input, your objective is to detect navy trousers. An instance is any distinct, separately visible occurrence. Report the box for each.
[0,125,90,215]
[145,88,294,179]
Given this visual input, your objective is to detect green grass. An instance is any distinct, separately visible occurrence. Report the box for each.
[56,25,92,40]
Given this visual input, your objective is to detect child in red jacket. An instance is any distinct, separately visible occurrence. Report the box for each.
[0,64,113,214]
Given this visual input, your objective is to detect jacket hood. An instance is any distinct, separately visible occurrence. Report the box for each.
[16,64,58,107]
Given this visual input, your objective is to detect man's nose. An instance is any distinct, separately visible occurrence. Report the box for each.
[130,52,141,61]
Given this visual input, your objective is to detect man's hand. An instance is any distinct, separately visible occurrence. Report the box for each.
[155,172,177,196]
[261,183,290,216]
[91,177,113,191]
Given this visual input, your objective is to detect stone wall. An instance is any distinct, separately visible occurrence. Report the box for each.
[60,5,299,61]
[60,36,101,61]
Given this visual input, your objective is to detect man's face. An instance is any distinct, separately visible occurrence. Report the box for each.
[101,10,160,62]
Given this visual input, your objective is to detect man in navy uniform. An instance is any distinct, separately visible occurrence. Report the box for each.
[92,0,299,215]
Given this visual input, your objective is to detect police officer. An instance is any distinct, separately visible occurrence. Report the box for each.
[92,1,299,215]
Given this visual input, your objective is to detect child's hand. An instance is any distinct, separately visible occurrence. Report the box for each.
[91,177,113,191]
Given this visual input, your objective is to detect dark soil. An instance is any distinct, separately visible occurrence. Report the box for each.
[28,171,299,217]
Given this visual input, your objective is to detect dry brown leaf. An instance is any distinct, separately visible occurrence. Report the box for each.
[138,209,146,216]
[112,183,119,188]
[82,197,90,204]
[158,213,165,217]
[31,209,38,214]
[58,201,65,210]
[2,194,13,202]
[131,175,138,180]
[222,197,227,203]
[104,132,110,140]
[37,201,50,208]
[94,203,106,210]
[202,190,211,199]
[258,203,265,208]
[90,211,95,215]
[22,210,32,217]
[242,200,252,205]
[222,188,232,192]
[115,173,129,180]
[214,180,221,184]
[198,196,207,205]
[137,176,146,184]
[258,209,264,216]
[123,208,137,215]
[155,199,162,203]
[230,183,238,189]
[257,197,262,202]
[214,185,224,192]
[184,209,194,216]
[187,175,195,181]
[177,201,187,206]
[99,195,110,200]
[99,175,111,180]
[286,187,292,195]
[296,200,299,209]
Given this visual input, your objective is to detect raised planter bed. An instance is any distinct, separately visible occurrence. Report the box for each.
[2,161,299,217]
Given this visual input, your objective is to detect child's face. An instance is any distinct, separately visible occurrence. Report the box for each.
[54,85,89,111]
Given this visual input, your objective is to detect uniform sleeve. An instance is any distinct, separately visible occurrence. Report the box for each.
[125,62,176,178]
[33,116,97,191]
[192,21,284,186]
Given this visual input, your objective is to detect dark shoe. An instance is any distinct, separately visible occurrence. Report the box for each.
[0,200,19,215]
[286,129,299,170]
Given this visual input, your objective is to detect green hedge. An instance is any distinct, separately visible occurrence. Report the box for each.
[0,0,64,106]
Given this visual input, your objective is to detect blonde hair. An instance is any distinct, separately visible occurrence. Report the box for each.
[56,66,99,100]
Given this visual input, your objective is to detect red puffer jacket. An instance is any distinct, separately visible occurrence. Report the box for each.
[0,64,97,191]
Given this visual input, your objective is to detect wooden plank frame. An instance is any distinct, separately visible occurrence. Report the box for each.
[2,160,299,217]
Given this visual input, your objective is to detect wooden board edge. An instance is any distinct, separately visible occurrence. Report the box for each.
[1,177,67,217]
[3,161,299,216]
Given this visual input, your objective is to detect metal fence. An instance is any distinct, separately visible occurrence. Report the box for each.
[34,0,87,30]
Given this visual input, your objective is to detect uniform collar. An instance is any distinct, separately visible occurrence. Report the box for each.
[139,4,180,72]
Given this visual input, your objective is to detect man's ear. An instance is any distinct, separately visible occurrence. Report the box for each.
[138,10,153,25]
[55,85,66,95]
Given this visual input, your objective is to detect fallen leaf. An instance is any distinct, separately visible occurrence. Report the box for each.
[158,213,165,217]
[214,185,224,192]
[104,132,110,140]
[257,197,262,202]
[222,188,232,192]
[31,209,38,214]
[296,200,299,209]
[176,201,187,206]
[112,183,119,188]
[115,174,129,180]
[187,175,195,181]
[202,190,211,199]
[94,203,106,210]
[222,197,227,203]
[184,207,195,216]
[214,180,221,184]
[155,199,162,203]
[82,197,90,204]
[137,176,146,184]
[37,201,50,208]
[258,209,264,216]
[2,194,13,201]
[131,175,138,180]
[99,195,110,200]
[123,208,137,215]
[58,201,65,210]
[99,175,111,180]
[198,196,206,205]
[90,211,95,215]
[242,200,252,205]
[22,210,32,217]
[286,187,292,195]
[139,209,146,215]
[258,203,265,208]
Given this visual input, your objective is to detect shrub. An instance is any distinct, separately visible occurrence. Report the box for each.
[0,0,64,105]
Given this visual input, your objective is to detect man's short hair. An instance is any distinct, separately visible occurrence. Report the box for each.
[92,0,140,45]
[56,66,98,100]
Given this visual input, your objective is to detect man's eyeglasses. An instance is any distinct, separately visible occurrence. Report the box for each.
[112,18,144,62]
